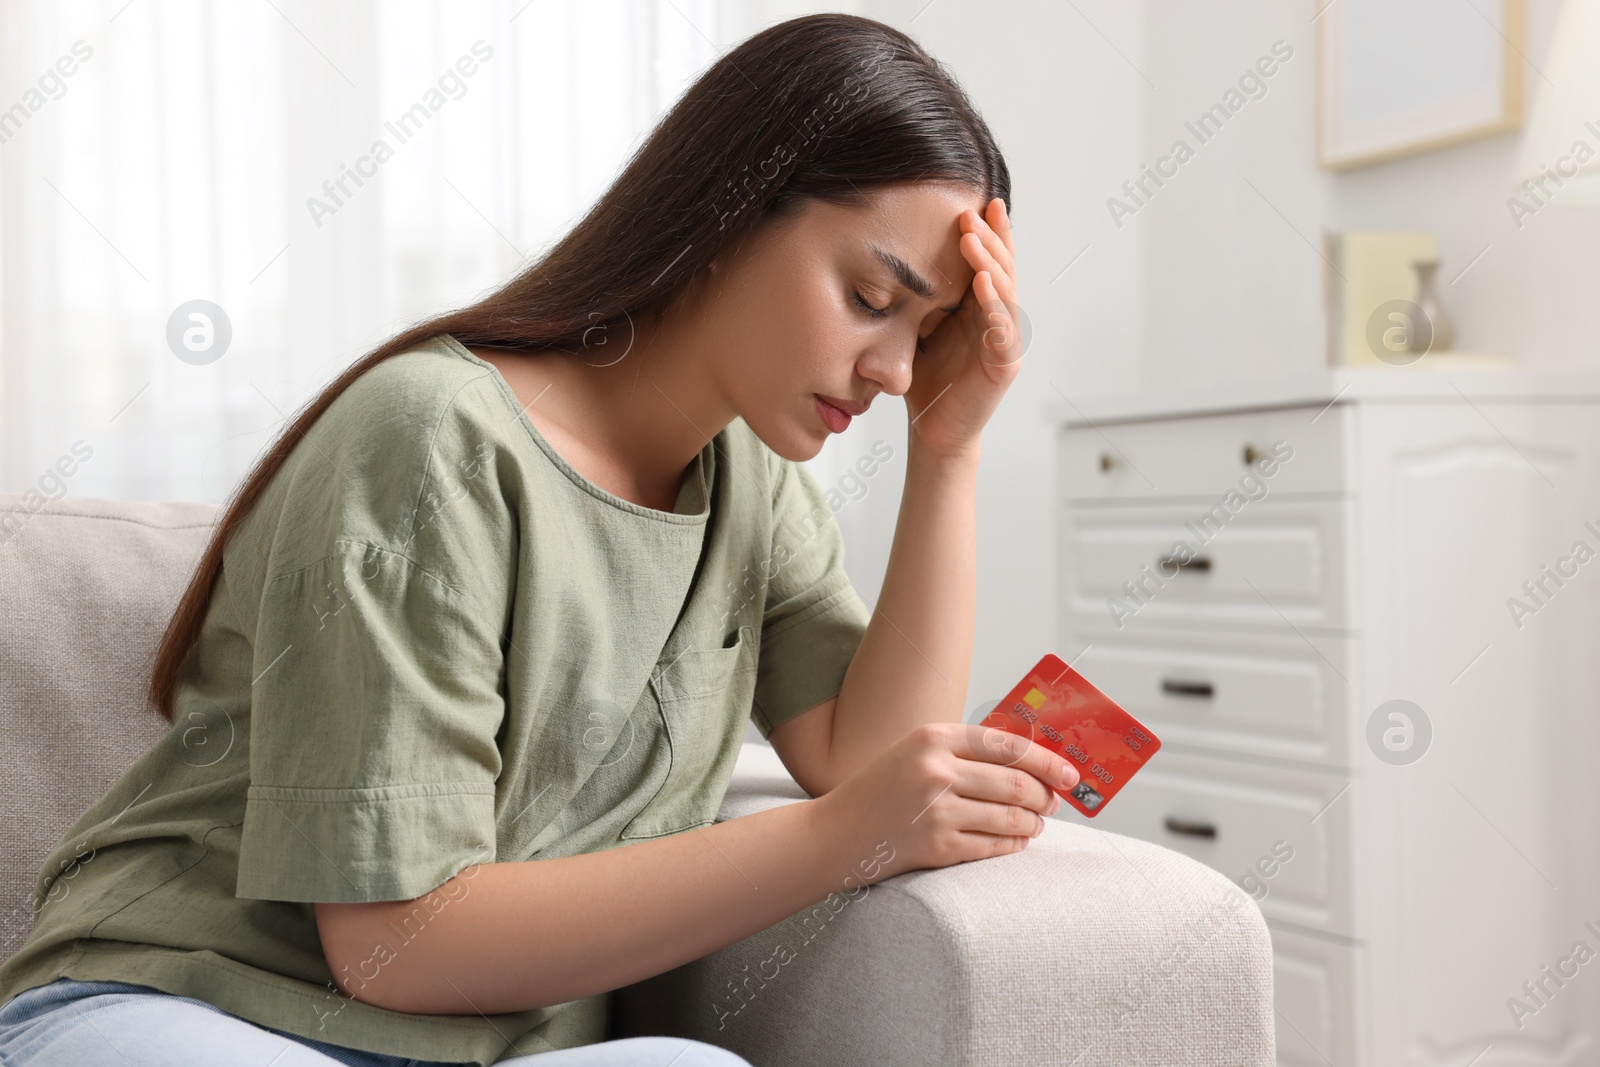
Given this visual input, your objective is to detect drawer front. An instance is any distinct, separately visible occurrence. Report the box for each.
[1060,749,1357,938]
[1062,628,1354,767]
[1059,405,1348,502]
[1270,924,1360,1067]
[1063,501,1349,630]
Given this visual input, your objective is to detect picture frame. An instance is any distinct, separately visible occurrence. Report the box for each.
[1316,0,1525,171]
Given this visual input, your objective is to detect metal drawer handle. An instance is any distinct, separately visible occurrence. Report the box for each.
[1157,555,1212,573]
[1161,678,1215,699]
[1163,817,1218,840]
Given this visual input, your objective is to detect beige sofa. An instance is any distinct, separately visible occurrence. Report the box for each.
[0,493,1276,1065]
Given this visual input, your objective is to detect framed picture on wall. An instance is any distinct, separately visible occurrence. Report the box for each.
[1316,0,1525,170]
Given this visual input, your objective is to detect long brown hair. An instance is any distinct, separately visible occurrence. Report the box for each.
[146,12,1012,722]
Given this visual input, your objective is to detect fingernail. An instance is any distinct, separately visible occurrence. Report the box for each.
[1059,763,1076,788]
[1049,795,1062,816]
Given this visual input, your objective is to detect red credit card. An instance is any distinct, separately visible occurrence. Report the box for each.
[981,653,1162,818]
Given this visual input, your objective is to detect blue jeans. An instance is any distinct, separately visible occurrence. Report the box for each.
[0,978,752,1067]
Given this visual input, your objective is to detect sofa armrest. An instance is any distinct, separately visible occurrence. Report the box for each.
[610,742,1275,1066]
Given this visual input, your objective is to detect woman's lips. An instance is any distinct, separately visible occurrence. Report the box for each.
[815,395,852,433]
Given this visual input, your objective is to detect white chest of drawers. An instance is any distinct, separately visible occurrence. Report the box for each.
[1048,369,1600,1066]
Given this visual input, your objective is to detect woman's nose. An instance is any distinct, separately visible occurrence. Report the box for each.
[861,343,915,398]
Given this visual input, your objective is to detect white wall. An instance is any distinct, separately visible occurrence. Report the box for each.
[1137,0,1598,387]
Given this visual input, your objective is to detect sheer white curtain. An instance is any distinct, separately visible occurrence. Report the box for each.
[0,0,728,503]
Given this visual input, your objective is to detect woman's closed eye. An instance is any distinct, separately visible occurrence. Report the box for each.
[852,289,890,319]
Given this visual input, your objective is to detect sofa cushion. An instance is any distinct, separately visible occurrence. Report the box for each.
[0,494,218,964]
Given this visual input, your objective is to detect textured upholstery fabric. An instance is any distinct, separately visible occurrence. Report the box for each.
[0,492,1275,1065]
[0,494,216,965]
[613,742,1276,1065]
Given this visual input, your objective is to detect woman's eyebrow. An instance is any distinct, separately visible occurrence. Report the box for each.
[871,244,964,313]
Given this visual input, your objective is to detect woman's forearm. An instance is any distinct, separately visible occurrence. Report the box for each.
[827,437,979,786]
[318,796,866,1016]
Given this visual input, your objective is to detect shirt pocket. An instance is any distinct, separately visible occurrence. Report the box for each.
[619,626,758,840]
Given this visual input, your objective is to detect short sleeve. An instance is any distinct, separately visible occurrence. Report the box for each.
[235,546,506,903]
[749,456,873,739]
[234,363,515,904]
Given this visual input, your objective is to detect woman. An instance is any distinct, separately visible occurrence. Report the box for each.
[0,12,1078,1066]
